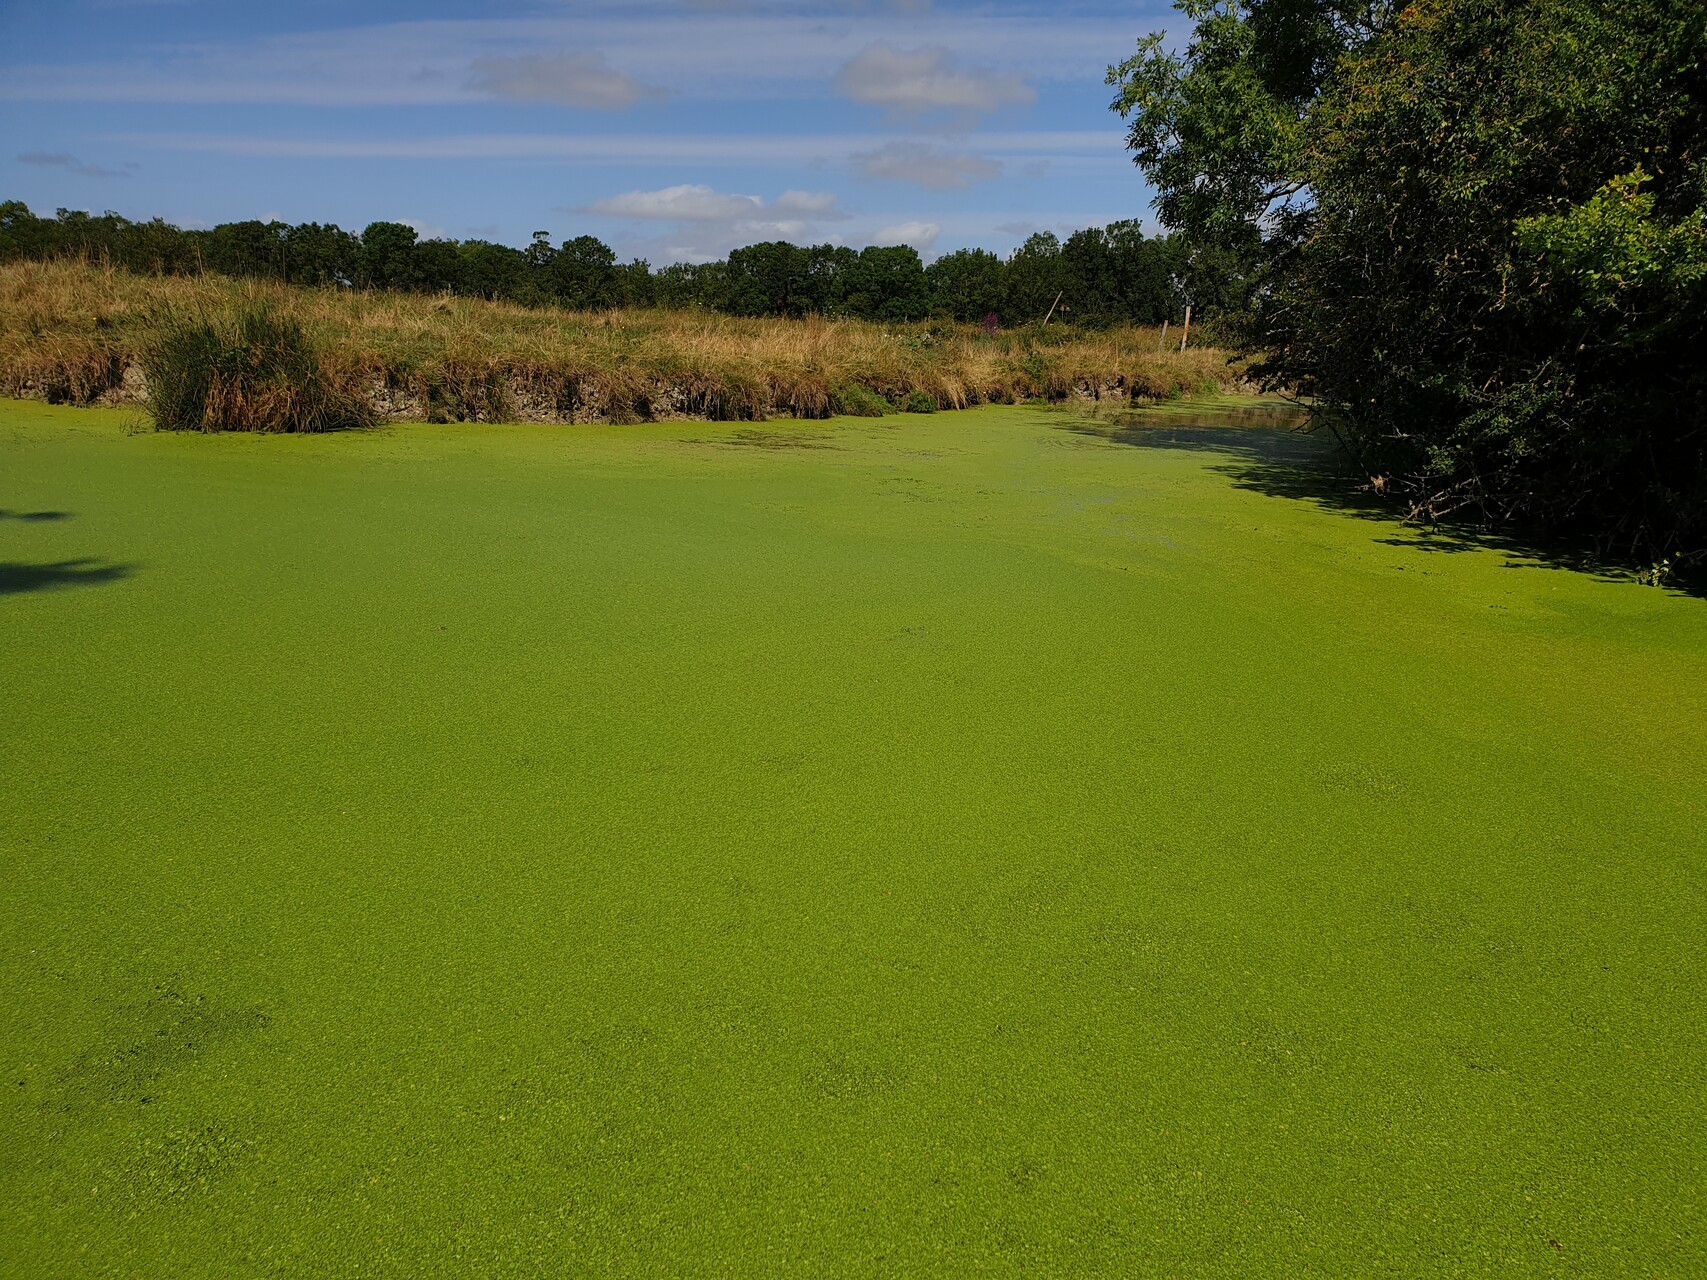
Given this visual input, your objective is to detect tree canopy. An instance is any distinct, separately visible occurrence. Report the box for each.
[0,201,1241,331]
[1111,0,1707,567]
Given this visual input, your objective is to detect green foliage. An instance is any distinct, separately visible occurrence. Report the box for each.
[1003,233,1066,322]
[357,221,421,291]
[0,199,1244,328]
[143,305,374,433]
[1060,223,1184,326]
[1105,0,1349,308]
[549,235,623,309]
[829,383,892,417]
[1108,3,1309,247]
[1018,350,1052,384]
[900,389,938,413]
[924,248,1006,321]
[1114,0,1707,563]
[1516,169,1707,310]
[844,245,933,322]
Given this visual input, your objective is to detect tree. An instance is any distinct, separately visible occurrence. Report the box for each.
[282,223,360,287]
[1110,0,1707,565]
[455,241,527,301]
[525,231,555,271]
[413,238,466,294]
[203,220,287,278]
[359,222,421,291]
[549,235,621,309]
[0,202,55,262]
[843,246,929,321]
[724,241,810,316]
[1005,233,1067,322]
[1106,0,1375,252]
[1103,221,1186,324]
[926,248,1006,322]
[617,259,656,308]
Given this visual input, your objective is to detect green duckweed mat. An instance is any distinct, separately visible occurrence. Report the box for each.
[3,399,1703,1276]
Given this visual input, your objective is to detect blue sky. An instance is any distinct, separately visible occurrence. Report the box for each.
[0,0,1175,263]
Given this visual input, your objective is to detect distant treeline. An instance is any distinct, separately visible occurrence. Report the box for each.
[0,200,1244,327]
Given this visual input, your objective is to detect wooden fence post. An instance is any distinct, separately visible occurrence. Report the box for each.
[1158,319,1169,352]
[1178,305,1192,353]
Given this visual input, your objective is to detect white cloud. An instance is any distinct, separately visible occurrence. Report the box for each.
[589,184,768,222]
[469,53,663,110]
[835,43,1034,124]
[582,184,851,259]
[852,141,1001,189]
[401,217,451,241]
[0,11,1131,109]
[876,220,941,253]
[770,189,844,218]
[585,183,846,225]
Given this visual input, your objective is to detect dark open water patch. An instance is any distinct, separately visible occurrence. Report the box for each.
[695,428,842,450]
[48,980,272,1114]
[1107,401,1312,432]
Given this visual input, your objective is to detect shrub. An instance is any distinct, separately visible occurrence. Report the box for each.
[144,304,374,433]
[829,383,891,417]
[419,361,516,424]
[900,389,938,414]
[1111,0,1707,565]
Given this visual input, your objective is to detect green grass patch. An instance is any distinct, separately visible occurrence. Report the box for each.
[2,398,1704,1275]
[828,383,891,418]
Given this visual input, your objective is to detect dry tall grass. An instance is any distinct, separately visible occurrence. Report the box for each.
[0,260,1246,425]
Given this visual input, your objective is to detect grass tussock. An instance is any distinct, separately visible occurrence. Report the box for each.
[145,306,375,433]
[0,260,1248,428]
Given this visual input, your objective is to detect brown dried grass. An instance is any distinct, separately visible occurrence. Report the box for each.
[0,260,1247,424]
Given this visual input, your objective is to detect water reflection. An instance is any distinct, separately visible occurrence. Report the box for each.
[1054,399,1327,470]
[1105,401,1311,431]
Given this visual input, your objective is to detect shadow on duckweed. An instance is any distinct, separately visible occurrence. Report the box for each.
[1053,405,1706,600]
[1,508,135,597]
[1,559,133,597]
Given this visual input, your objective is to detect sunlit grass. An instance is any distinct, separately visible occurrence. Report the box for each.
[0,259,1245,424]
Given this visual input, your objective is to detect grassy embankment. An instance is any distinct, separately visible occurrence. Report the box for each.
[3,397,1704,1275]
[0,260,1243,425]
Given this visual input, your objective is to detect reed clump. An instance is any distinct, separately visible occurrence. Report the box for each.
[144,305,375,433]
[1,260,1247,428]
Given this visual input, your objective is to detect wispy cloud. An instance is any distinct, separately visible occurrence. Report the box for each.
[584,183,851,261]
[108,129,1123,167]
[470,53,664,110]
[17,151,132,178]
[0,12,1123,107]
[400,217,451,241]
[852,141,1001,189]
[835,43,1034,125]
